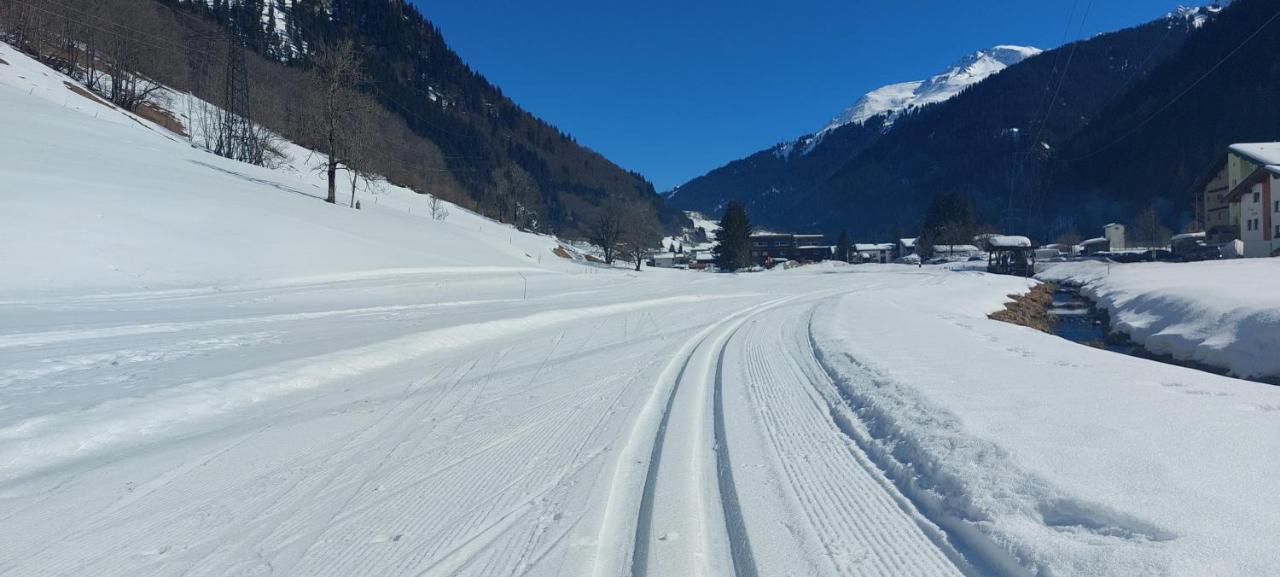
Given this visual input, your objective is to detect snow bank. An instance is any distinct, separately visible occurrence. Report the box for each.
[1039,259,1280,380]
[810,272,1280,577]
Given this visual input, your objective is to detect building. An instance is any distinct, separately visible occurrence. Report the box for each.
[898,238,917,259]
[1224,143,1280,258]
[749,233,831,265]
[853,243,894,264]
[1193,156,1234,243]
[1081,237,1110,255]
[986,235,1034,277]
[647,252,688,268]
[688,250,716,270]
[931,244,981,260]
[1104,223,1126,251]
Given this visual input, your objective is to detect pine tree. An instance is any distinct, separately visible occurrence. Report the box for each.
[917,192,978,257]
[836,230,853,262]
[713,201,754,271]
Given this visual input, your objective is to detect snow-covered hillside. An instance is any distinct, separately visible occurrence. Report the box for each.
[0,42,569,299]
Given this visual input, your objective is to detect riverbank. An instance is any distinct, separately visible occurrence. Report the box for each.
[1039,260,1280,382]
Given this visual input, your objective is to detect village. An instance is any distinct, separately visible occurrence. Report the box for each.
[649,142,1280,275]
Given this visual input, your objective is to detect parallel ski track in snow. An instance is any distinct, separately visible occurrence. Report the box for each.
[593,295,803,577]
[594,288,970,577]
[730,301,967,577]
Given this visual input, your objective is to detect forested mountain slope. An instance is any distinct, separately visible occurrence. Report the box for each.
[0,0,684,237]
[1052,0,1280,232]
[673,8,1214,240]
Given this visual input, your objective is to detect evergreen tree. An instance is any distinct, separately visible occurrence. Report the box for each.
[713,201,754,271]
[836,230,853,262]
[918,192,977,257]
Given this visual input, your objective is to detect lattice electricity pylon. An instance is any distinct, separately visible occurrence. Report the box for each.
[215,31,264,165]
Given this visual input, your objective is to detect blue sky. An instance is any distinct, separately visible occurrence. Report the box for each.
[412,1,1183,191]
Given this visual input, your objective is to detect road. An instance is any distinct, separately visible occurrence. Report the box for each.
[0,267,987,576]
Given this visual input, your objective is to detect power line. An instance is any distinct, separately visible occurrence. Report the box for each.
[1064,3,1280,163]
[8,0,225,60]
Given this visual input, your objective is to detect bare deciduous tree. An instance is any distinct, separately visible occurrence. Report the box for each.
[429,195,450,221]
[309,39,373,205]
[618,201,660,272]
[587,196,626,264]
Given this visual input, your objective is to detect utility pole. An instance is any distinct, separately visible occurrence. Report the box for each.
[216,25,263,165]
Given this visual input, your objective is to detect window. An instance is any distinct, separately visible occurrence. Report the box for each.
[1275,200,1279,213]
[1254,192,1262,203]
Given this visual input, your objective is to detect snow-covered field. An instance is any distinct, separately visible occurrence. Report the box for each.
[3,42,1279,577]
[1040,259,1280,380]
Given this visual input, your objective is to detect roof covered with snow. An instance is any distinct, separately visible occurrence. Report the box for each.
[1228,142,1280,166]
[988,235,1032,249]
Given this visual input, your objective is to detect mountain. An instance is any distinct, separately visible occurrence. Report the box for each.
[673,8,1212,240]
[1045,0,1277,236]
[667,45,1040,223]
[818,45,1042,137]
[136,0,685,238]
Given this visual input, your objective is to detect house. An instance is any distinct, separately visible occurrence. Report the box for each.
[853,243,895,264]
[931,244,981,260]
[1080,237,1110,255]
[647,252,688,268]
[749,233,831,265]
[898,238,917,259]
[1193,155,1234,244]
[1104,223,1126,251]
[1224,143,1280,258]
[688,250,716,270]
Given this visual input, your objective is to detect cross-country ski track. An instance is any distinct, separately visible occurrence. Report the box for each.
[1,271,980,577]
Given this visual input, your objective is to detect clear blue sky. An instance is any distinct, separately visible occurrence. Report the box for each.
[411,0,1183,191]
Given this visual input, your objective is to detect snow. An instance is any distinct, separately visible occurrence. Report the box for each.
[810,271,1280,576]
[988,235,1032,249]
[2,41,1278,577]
[817,45,1041,135]
[1039,259,1280,380]
[1228,141,1280,166]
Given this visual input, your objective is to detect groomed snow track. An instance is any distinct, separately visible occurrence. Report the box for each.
[592,292,972,577]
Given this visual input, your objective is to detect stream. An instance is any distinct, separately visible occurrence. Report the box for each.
[1047,285,1276,385]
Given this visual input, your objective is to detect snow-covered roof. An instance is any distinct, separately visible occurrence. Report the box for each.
[1081,237,1109,246]
[1170,232,1206,242]
[1229,142,1280,166]
[932,244,981,252]
[988,235,1032,249]
[854,243,894,251]
[900,238,917,247]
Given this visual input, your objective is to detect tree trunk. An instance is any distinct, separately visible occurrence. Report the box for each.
[326,157,337,204]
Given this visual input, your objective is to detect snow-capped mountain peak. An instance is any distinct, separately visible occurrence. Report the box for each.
[822,44,1041,134]
[775,44,1039,159]
[1169,2,1230,29]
